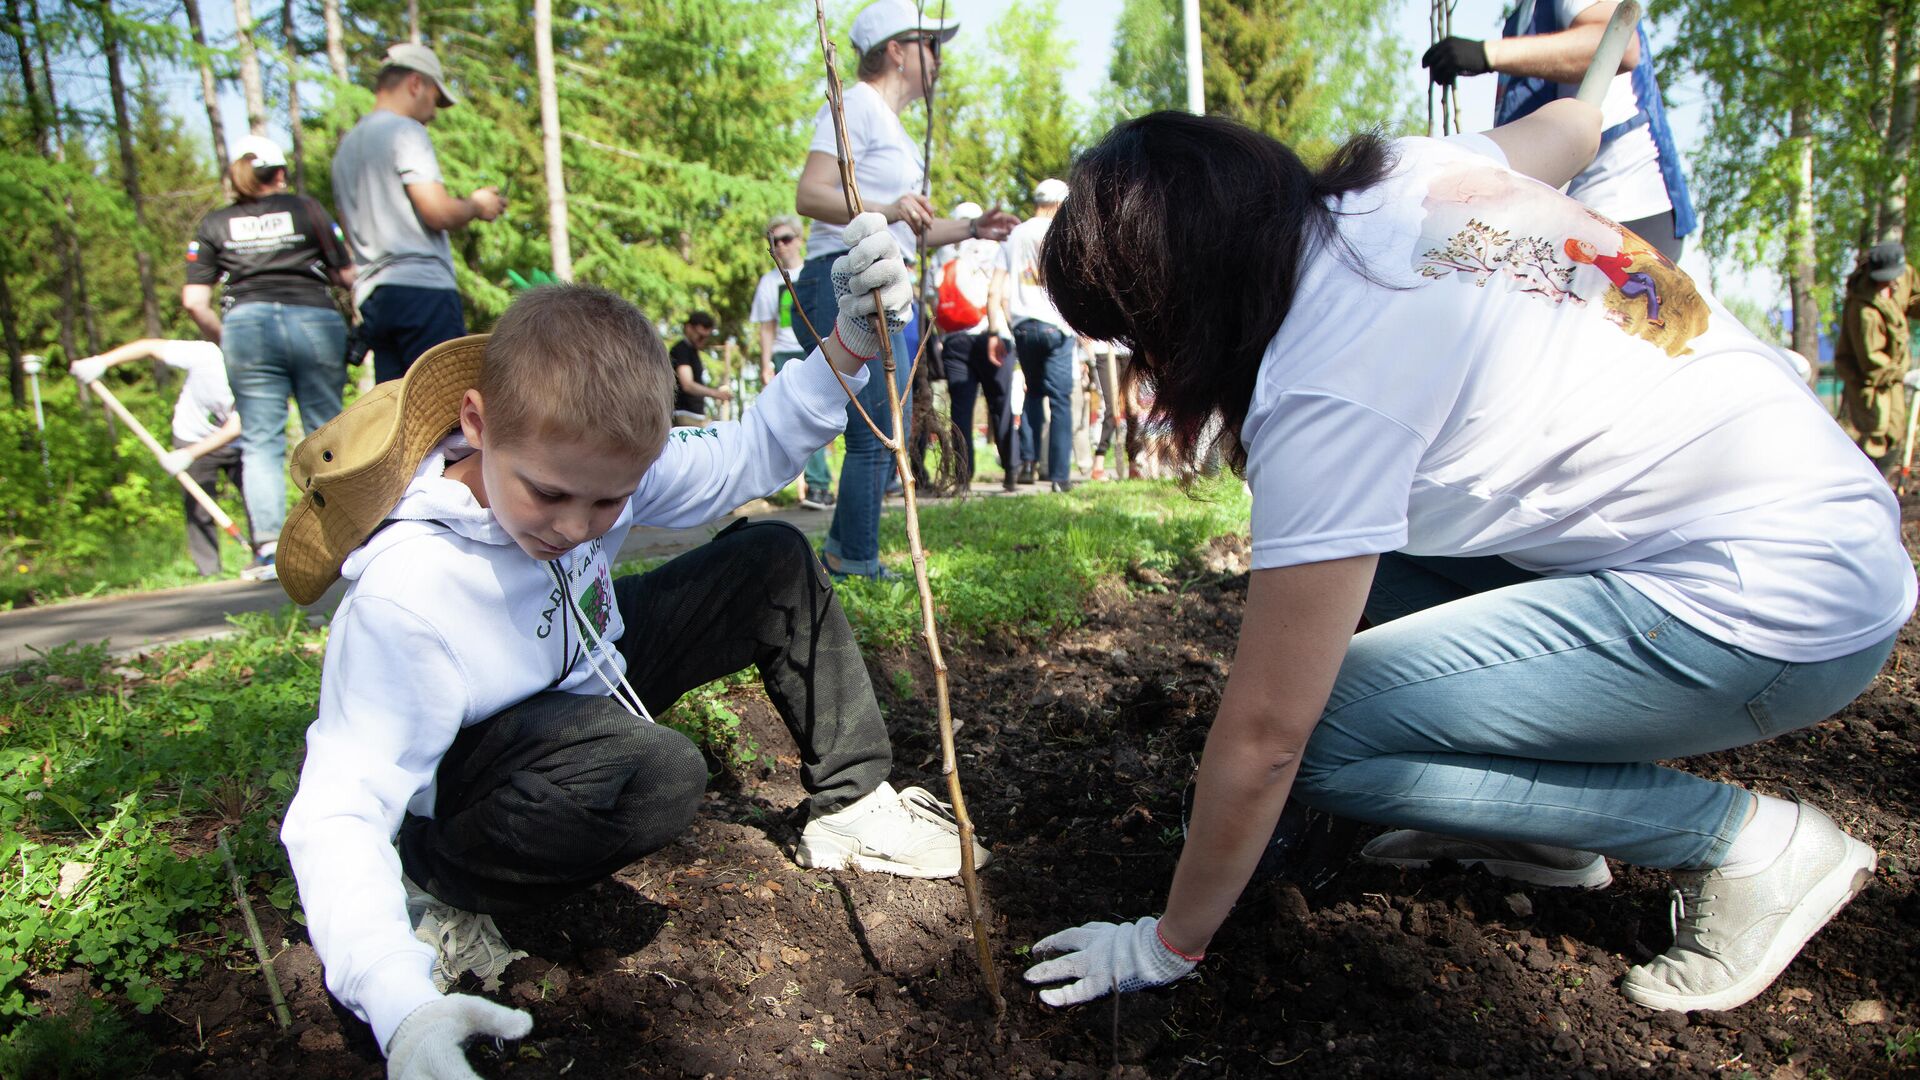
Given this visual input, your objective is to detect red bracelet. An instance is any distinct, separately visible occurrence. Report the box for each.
[1155,921,1206,963]
[832,323,878,361]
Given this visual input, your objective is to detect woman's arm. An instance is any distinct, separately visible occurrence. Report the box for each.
[1157,555,1377,954]
[1483,1,1640,84]
[1483,98,1602,189]
[181,284,222,343]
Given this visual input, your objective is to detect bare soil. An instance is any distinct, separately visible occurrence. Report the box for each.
[111,532,1920,1077]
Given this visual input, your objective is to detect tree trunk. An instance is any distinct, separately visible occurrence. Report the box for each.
[100,0,164,339]
[183,0,229,169]
[1881,9,1918,245]
[4,0,77,365]
[323,0,347,80]
[407,0,420,43]
[534,0,572,280]
[1789,102,1819,362]
[233,0,269,135]
[2,268,23,409]
[1862,3,1900,251]
[285,0,305,193]
[31,0,98,353]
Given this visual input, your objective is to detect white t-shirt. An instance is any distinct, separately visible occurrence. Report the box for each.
[1242,135,1914,663]
[152,340,235,444]
[999,215,1070,332]
[806,82,925,261]
[929,237,999,335]
[750,267,802,354]
[1552,0,1670,223]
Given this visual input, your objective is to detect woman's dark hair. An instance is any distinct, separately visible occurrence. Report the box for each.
[1042,111,1394,475]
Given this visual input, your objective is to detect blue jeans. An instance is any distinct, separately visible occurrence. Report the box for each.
[1015,319,1075,483]
[795,253,912,576]
[361,285,466,383]
[223,302,348,546]
[771,349,832,491]
[1291,553,1897,870]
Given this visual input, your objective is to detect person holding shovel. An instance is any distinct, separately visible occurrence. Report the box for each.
[1020,102,1911,1016]
[69,339,254,578]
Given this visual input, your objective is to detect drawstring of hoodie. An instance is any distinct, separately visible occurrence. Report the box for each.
[547,561,654,724]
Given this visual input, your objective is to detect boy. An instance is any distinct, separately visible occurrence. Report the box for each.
[68,339,256,578]
[278,217,974,1075]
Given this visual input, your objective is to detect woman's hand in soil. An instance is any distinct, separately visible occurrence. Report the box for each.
[1022,915,1198,1007]
[386,994,533,1079]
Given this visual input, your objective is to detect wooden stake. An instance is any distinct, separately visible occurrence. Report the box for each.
[218,830,292,1030]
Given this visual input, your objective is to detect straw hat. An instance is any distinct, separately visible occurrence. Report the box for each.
[278,335,488,605]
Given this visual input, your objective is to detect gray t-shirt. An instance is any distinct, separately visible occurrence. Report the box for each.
[331,110,456,303]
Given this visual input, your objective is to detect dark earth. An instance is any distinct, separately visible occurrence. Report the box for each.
[36,523,1920,1077]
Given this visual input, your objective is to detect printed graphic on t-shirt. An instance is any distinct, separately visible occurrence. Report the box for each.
[230,212,296,243]
[1412,161,1705,356]
[778,283,794,329]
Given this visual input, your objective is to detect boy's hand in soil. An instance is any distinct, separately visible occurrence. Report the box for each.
[1023,916,1198,1007]
[386,994,532,1079]
[827,211,912,366]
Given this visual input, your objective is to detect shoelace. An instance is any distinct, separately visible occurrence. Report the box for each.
[419,906,526,991]
[894,785,961,831]
[1666,882,1714,937]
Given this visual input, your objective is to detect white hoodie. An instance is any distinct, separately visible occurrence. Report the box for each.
[280,351,866,1050]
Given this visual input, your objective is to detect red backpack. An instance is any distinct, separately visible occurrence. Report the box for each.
[935,254,990,333]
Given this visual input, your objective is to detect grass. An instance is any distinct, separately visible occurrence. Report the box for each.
[0,479,1249,1042]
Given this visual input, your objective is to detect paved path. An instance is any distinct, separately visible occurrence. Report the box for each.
[0,485,1020,669]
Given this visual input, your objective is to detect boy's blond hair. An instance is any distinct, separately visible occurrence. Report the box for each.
[479,285,674,453]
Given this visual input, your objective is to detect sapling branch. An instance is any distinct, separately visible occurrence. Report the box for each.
[218,829,292,1030]
[789,0,1002,1017]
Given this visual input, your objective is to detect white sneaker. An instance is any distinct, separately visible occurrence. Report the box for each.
[1361,830,1613,889]
[795,781,990,879]
[403,876,527,992]
[1622,802,1876,1013]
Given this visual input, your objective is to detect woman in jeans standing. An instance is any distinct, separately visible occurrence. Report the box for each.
[792,0,1014,578]
[182,135,354,580]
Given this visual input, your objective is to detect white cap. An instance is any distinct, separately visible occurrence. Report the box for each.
[952,201,984,220]
[383,42,458,107]
[851,0,959,55]
[230,134,287,169]
[1033,178,1069,205]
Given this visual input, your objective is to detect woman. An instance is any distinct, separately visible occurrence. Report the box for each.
[1022,104,1913,1014]
[793,0,1014,578]
[182,135,354,579]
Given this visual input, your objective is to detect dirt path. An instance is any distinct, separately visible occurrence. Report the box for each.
[123,531,1920,1078]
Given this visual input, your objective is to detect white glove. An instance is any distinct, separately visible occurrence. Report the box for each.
[386,995,533,1080]
[70,357,110,385]
[158,449,195,476]
[831,211,913,360]
[1903,369,1920,391]
[1022,915,1198,1008]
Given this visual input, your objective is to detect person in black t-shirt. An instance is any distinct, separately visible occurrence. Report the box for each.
[669,311,731,426]
[182,135,355,580]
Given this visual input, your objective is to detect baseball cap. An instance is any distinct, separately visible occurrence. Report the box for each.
[1033,178,1069,205]
[230,134,287,168]
[1868,242,1907,283]
[851,0,959,55]
[277,335,485,604]
[383,42,458,107]
[952,201,984,220]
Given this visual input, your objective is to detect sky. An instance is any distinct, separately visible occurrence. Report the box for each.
[158,0,1766,304]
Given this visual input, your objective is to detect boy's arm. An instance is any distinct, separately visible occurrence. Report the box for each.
[69,339,168,385]
[628,350,867,527]
[281,597,473,1053]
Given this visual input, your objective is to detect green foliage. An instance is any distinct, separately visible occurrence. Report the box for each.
[660,669,770,773]
[0,997,151,1078]
[1101,0,1184,123]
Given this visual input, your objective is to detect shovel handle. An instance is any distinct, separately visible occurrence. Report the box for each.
[88,380,242,539]
[1576,1,1641,108]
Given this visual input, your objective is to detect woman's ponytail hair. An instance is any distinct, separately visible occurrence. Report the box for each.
[228,154,285,202]
[1041,111,1394,476]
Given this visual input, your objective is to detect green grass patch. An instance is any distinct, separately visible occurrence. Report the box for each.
[0,479,1248,1035]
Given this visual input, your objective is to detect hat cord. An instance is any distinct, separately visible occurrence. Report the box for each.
[547,560,654,724]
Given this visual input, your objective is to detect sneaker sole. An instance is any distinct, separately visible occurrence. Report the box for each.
[793,836,989,880]
[1362,850,1614,890]
[1622,838,1876,1013]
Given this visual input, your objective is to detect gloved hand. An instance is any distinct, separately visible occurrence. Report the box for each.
[1422,37,1490,85]
[831,211,914,360]
[69,357,110,385]
[386,994,533,1080]
[158,449,195,476]
[1022,915,1198,1008]
[1903,368,1920,391]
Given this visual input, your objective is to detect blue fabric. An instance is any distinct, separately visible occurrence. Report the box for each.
[795,253,911,576]
[361,284,467,383]
[222,301,349,545]
[1291,552,1894,869]
[1493,2,1695,238]
[1014,319,1075,483]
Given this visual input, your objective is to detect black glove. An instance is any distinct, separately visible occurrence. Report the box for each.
[1422,37,1490,85]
